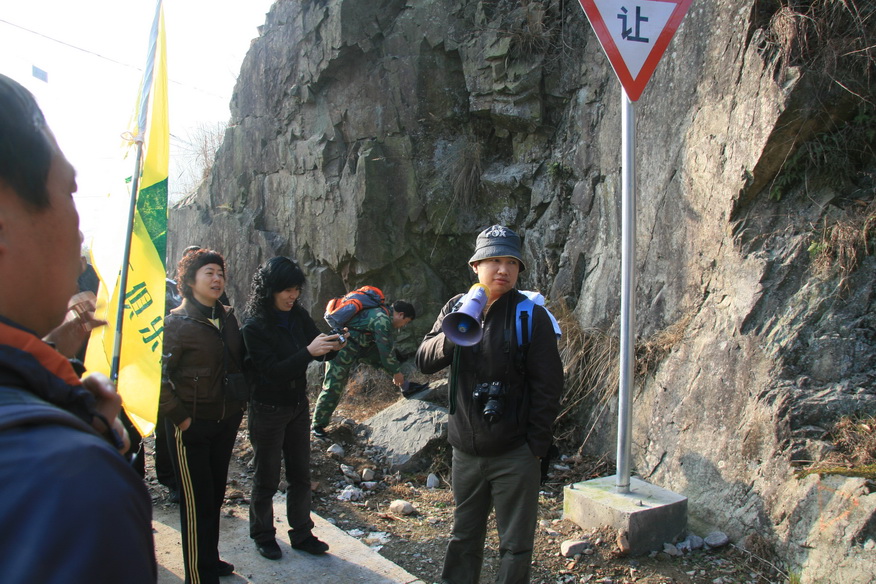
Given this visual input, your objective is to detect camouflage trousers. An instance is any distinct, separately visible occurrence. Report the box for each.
[311,343,384,429]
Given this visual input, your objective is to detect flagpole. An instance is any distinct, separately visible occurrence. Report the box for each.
[110,140,144,382]
[109,0,161,383]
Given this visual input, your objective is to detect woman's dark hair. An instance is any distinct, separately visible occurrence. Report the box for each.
[0,74,53,208]
[244,256,307,320]
[176,248,225,301]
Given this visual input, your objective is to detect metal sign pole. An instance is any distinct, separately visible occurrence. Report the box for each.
[616,88,636,493]
[565,2,690,548]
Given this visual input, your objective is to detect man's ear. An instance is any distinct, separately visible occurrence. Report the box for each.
[471,262,479,274]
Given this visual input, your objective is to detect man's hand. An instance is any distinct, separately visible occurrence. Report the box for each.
[43,291,107,358]
[80,373,130,454]
[393,372,404,387]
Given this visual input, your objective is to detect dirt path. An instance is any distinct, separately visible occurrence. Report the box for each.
[143,377,783,584]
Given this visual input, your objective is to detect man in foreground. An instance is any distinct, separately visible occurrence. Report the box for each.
[0,73,156,583]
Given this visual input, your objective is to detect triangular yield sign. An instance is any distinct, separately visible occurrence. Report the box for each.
[578,0,693,101]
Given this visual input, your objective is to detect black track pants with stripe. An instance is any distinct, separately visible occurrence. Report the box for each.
[172,411,242,584]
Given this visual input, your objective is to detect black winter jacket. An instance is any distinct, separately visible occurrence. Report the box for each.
[415,289,563,458]
[241,305,336,407]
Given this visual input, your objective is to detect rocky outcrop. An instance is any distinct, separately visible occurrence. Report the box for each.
[360,398,448,472]
[168,1,876,581]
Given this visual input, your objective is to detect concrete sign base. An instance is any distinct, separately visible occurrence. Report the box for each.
[563,476,687,556]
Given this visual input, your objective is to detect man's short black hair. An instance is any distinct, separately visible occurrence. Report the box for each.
[0,74,53,208]
[392,300,416,321]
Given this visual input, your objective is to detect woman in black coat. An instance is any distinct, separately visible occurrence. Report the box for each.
[241,257,344,559]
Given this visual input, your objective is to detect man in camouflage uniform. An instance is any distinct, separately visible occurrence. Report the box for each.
[311,300,415,436]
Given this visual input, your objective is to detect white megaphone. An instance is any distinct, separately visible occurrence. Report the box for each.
[442,283,489,346]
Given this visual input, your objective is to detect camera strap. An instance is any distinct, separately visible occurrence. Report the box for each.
[449,345,461,415]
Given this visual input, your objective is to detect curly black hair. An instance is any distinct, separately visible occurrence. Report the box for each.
[176,248,225,301]
[244,256,307,321]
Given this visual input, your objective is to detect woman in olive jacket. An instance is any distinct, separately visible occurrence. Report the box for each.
[160,249,245,584]
[241,257,344,560]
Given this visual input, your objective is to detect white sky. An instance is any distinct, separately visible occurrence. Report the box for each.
[0,0,274,241]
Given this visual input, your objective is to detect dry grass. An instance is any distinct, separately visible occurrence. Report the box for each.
[635,310,695,378]
[764,2,876,206]
[766,0,876,89]
[452,138,482,207]
[828,415,876,466]
[330,366,409,421]
[553,305,695,453]
[809,198,876,282]
[730,533,790,583]
[797,414,876,479]
[509,1,553,58]
[553,307,619,452]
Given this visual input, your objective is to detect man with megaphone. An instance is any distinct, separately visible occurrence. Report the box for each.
[416,225,563,584]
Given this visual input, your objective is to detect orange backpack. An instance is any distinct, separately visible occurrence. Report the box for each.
[323,286,388,331]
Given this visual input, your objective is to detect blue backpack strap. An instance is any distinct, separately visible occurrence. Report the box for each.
[516,291,562,348]
[515,295,535,347]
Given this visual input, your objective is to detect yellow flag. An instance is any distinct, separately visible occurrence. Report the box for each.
[86,1,168,437]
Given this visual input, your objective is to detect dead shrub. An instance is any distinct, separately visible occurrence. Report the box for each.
[765,0,876,88]
[509,1,553,58]
[809,197,876,282]
[553,305,619,452]
[553,305,694,453]
[797,414,876,479]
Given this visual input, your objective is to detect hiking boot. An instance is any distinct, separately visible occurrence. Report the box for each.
[217,560,234,577]
[255,539,282,560]
[291,534,329,555]
[311,425,328,439]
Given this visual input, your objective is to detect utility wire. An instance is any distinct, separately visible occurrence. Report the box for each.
[0,17,227,100]
[0,17,141,72]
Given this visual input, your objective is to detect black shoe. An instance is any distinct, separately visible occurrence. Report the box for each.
[167,489,179,504]
[402,381,428,398]
[311,425,328,438]
[256,539,282,560]
[217,560,234,577]
[291,534,329,555]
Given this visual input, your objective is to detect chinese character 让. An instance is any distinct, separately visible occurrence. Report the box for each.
[618,5,649,43]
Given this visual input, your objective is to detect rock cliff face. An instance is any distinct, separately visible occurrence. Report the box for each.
[168,1,876,580]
